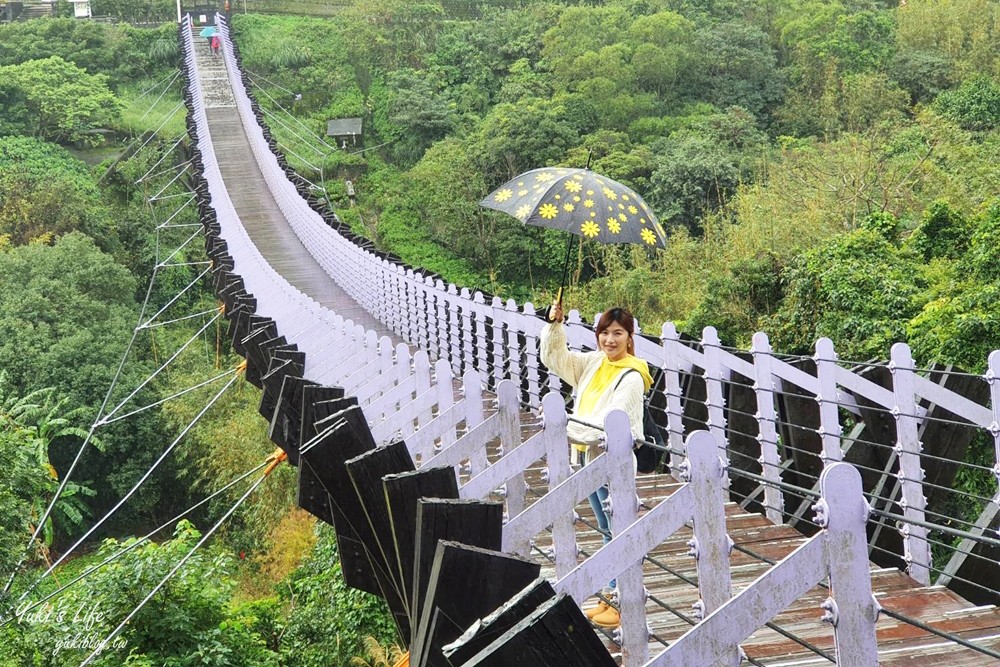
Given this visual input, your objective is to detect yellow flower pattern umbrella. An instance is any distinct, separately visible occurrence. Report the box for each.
[480,167,667,249]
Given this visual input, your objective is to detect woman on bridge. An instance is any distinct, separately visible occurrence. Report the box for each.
[540,303,652,628]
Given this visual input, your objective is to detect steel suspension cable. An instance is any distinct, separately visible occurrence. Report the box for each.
[2,458,268,627]
[77,463,275,666]
[17,370,243,603]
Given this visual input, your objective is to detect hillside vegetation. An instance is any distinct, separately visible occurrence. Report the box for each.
[235,0,998,369]
[0,1,997,664]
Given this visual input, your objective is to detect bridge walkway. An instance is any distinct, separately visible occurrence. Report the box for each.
[191,30,399,345]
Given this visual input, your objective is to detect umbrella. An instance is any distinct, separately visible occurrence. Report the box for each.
[480,167,666,311]
[199,26,218,38]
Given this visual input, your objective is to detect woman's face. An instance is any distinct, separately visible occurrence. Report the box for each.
[599,322,630,362]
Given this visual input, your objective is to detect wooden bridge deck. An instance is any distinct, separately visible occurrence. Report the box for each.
[191,29,1000,666]
[507,409,1000,665]
[195,36,400,345]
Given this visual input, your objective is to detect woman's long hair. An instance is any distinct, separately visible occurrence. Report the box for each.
[595,307,635,355]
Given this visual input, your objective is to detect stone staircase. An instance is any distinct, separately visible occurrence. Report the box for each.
[191,24,235,109]
[18,0,54,19]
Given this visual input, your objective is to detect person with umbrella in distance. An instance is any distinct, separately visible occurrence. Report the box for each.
[199,25,217,49]
[481,167,665,628]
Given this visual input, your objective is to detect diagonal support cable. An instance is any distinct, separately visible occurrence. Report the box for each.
[101,367,238,426]
[154,194,197,229]
[78,461,277,666]
[2,458,268,626]
[136,133,188,184]
[17,369,244,602]
[101,310,221,425]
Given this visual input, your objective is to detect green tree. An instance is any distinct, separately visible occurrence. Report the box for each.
[685,254,784,346]
[907,199,1000,370]
[472,97,581,183]
[0,137,118,250]
[0,379,101,551]
[278,526,396,667]
[905,200,972,261]
[767,228,928,359]
[375,69,456,166]
[934,75,1000,132]
[8,521,279,666]
[0,233,167,536]
[0,56,122,145]
[541,4,633,91]
[693,21,784,118]
[895,0,998,80]
[0,18,175,83]
[648,107,766,233]
[625,10,698,100]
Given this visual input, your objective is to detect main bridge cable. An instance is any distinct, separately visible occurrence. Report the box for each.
[1,458,269,628]
[77,449,287,667]
[15,366,244,604]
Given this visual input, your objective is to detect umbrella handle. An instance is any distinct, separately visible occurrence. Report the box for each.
[548,287,562,322]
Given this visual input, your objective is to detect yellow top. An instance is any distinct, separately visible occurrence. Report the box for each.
[572,355,653,453]
[576,355,652,417]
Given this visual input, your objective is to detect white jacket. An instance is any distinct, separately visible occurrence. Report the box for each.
[540,322,646,461]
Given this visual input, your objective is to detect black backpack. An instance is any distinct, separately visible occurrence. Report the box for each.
[614,369,665,473]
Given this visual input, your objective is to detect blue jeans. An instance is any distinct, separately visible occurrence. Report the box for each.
[587,485,616,591]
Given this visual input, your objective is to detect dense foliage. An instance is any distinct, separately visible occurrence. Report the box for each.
[1,0,998,663]
[233,0,999,360]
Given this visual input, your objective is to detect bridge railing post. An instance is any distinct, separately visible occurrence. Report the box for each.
[522,303,542,409]
[814,338,844,465]
[446,283,462,376]
[490,296,506,390]
[604,410,644,666]
[660,323,687,475]
[472,291,490,385]
[646,460,877,667]
[434,279,448,364]
[504,299,524,406]
[701,327,729,494]
[890,342,931,585]
[751,332,784,524]
[430,359,455,451]
[462,369,488,478]
[460,287,475,376]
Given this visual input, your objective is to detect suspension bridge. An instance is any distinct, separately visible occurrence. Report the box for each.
[18,11,1000,665]
[179,13,1000,666]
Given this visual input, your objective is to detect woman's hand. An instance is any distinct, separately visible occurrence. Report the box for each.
[550,300,564,322]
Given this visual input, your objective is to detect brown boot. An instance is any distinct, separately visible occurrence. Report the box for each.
[584,600,609,619]
[592,605,620,628]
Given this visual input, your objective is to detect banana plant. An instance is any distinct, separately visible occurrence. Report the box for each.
[0,373,102,547]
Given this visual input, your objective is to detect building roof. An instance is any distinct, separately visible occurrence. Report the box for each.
[326,118,363,137]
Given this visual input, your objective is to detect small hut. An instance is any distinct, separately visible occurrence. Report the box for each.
[326,118,363,150]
